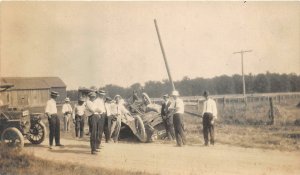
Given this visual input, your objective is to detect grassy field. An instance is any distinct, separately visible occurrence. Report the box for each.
[181,98,300,151]
[30,98,300,151]
[0,145,155,175]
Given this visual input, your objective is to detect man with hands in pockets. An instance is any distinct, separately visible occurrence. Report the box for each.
[201,90,218,146]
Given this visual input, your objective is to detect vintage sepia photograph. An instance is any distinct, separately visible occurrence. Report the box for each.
[0,1,299,175]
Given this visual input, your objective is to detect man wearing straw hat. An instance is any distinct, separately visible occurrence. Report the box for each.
[169,90,186,147]
[94,89,106,149]
[73,97,86,139]
[86,91,98,154]
[104,96,113,142]
[45,91,64,149]
[62,97,73,132]
[202,90,217,146]
[111,95,129,142]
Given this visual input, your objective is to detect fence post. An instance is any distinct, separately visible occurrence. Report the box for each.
[269,97,274,125]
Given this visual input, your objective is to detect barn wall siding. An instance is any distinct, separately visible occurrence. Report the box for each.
[5,89,49,107]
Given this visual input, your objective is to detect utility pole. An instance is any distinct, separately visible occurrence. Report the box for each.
[154,19,176,91]
[233,50,252,98]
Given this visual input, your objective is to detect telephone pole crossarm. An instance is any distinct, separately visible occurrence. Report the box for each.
[233,50,252,98]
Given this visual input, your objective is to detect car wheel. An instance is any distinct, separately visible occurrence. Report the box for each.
[135,115,147,142]
[27,121,47,144]
[1,127,24,148]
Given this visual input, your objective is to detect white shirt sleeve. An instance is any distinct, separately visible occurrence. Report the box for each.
[212,100,218,119]
[86,100,95,113]
[45,100,51,114]
[72,104,77,119]
[202,101,207,116]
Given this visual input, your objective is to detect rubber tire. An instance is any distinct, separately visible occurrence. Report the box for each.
[28,121,47,145]
[135,115,147,143]
[1,127,24,148]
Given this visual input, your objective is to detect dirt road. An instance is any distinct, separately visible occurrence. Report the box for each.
[25,138,300,175]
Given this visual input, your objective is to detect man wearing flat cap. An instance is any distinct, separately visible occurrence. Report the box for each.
[45,91,63,149]
[202,90,217,146]
[169,90,186,147]
[161,94,175,140]
[62,97,73,132]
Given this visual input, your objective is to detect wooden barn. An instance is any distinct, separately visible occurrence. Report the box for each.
[0,77,66,107]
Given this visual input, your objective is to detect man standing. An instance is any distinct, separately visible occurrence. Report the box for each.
[161,94,175,140]
[73,97,86,138]
[94,89,106,149]
[62,97,73,132]
[45,91,63,149]
[86,91,98,154]
[169,90,186,147]
[111,95,129,143]
[202,91,218,146]
[104,97,113,143]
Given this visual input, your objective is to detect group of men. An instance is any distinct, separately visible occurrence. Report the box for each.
[45,89,129,154]
[45,88,218,154]
[161,90,217,146]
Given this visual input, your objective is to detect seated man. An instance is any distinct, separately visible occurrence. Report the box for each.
[141,92,161,113]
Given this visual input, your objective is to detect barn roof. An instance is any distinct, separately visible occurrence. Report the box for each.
[0,77,66,90]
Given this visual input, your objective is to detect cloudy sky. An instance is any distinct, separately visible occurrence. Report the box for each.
[1,1,299,89]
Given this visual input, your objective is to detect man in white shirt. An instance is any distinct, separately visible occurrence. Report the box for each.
[202,91,217,146]
[111,95,130,142]
[94,89,106,149]
[72,97,86,138]
[169,90,186,147]
[86,91,99,154]
[62,97,73,132]
[104,96,113,143]
[45,91,63,149]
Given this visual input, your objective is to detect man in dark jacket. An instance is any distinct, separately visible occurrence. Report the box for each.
[161,94,175,140]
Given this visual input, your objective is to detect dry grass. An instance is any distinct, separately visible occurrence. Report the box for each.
[0,145,155,175]
[182,99,300,151]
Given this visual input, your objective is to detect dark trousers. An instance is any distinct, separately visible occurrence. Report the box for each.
[203,113,215,145]
[162,116,175,140]
[104,115,112,142]
[88,114,98,152]
[75,114,84,138]
[48,114,60,146]
[96,114,105,148]
[173,113,186,146]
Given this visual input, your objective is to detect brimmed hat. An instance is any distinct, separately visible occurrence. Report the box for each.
[88,91,97,97]
[50,91,59,97]
[163,94,169,98]
[114,94,122,100]
[90,86,98,92]
[78,97,85,102]
[97,89,106,95]
[203,91,209,97]
[65,97,70,102]
[171,90,179,96]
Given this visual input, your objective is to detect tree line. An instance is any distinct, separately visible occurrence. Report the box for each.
[67,72,300,100]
